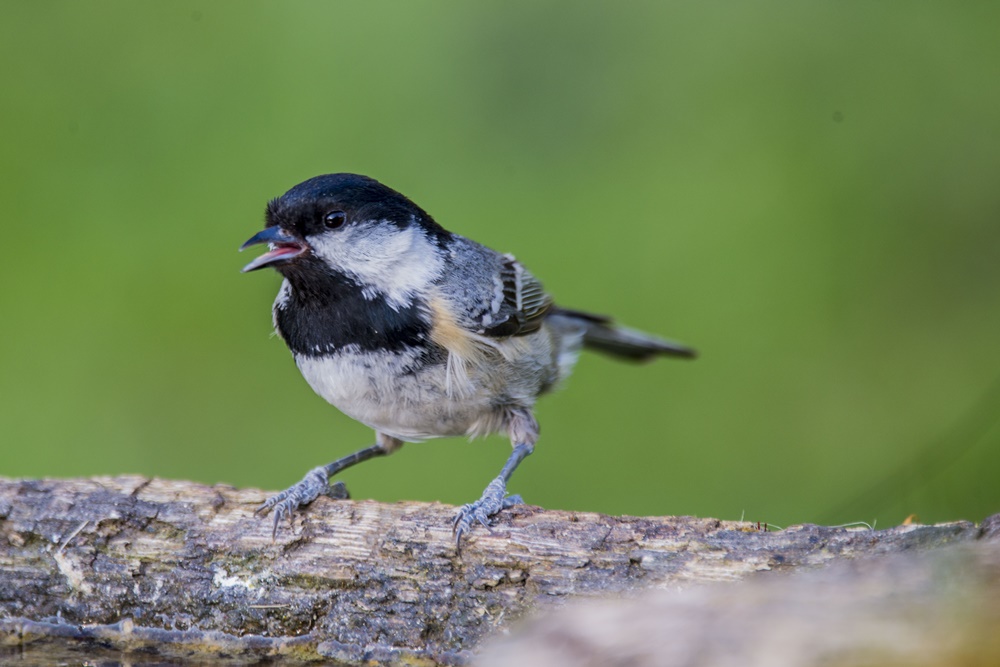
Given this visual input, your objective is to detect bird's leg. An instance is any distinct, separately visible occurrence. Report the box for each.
[454,410,538,545]
[257,433,403,538]
[453,444,532,544]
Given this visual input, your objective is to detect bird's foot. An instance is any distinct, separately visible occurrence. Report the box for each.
[256,466,349,539]
[453,476,523,546]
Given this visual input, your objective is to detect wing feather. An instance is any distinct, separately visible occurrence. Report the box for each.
[480,255,553,337]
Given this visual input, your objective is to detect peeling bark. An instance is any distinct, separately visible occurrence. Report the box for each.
[0,477,993,665]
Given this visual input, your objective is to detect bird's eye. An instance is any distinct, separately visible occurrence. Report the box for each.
[323,211,347,229]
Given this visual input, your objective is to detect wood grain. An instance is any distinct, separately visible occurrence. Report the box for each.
[0,476,993,665]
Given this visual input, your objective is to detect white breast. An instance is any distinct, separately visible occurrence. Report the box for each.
[294,347,496,442]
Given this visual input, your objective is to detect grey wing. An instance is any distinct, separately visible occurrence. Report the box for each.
[479,254,554,338]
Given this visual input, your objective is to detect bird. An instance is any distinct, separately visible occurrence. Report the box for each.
[240,173,695,545]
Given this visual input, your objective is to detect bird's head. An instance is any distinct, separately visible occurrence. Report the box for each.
[241,174,451,305]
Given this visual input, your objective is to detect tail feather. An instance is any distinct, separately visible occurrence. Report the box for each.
[553,307,696,362]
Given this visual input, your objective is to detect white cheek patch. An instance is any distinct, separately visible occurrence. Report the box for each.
[308,222,443,310]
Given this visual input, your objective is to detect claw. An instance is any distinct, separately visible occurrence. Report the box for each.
[271,504,282,540]
[255,496,276,517]
[328,480,351,500]
[453,477,524,547]
[256,466,338,539]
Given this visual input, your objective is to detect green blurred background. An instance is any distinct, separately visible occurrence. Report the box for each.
[2,2,999,529]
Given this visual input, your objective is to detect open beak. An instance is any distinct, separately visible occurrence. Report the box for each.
[239,226,308,273]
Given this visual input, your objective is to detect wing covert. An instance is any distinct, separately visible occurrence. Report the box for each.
[479,255,553,338]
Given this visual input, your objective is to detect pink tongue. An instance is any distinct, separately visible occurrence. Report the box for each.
[266,246,301,259]
[242,244,305,272]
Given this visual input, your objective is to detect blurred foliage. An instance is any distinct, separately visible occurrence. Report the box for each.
[1,1,999,528]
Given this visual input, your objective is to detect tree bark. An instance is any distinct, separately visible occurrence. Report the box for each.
[0,476,994,665]
[478,533,1000,667]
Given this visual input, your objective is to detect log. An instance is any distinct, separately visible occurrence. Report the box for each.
[0,476,994,665]
[477,533,1000,667]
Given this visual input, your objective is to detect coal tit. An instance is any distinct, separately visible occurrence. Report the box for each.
[241,173,695,544]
